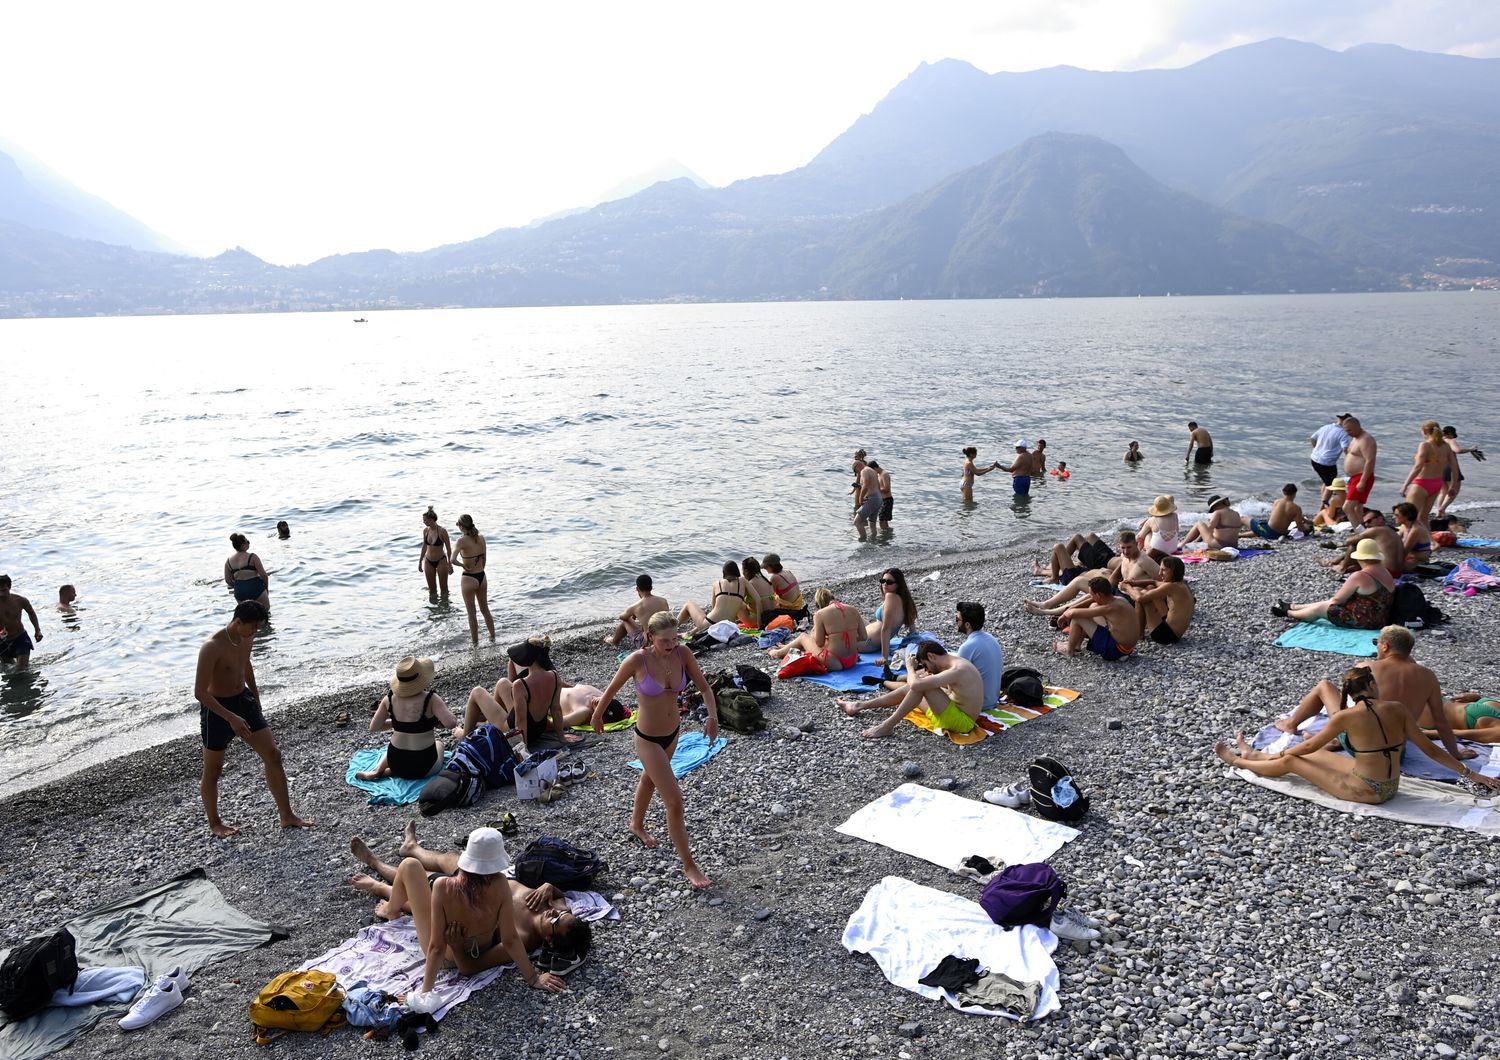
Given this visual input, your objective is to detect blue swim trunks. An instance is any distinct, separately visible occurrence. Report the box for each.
[1249,518,1284,540]
[1013,476,1031,496]
[1086,626,1133,661]
[0,631,34,662]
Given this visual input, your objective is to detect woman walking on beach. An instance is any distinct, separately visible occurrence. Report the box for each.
[357,656,460,781]
[418,506,452,596]
[593,612,718,889]
[224,533,270,612]
[961,447,1000,503]
[1399,421,1457,528]
[1272,538,1393,628]
[861,568,917,666]
[1216,667,1500,803]
[452,514,495,646]
[766,588,865,671]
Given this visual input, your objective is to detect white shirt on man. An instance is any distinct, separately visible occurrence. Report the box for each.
[1310,422,1350,466]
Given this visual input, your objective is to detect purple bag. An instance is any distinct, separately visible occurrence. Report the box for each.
[979,863,1065,929]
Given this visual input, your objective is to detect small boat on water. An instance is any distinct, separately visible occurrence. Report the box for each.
[353,317,368,323]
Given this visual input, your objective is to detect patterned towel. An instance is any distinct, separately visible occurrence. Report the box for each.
[902,687,1081,745]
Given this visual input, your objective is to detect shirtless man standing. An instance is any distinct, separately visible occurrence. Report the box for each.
[195,600,312,837]
[853,460,881,541]
[56,585,77,614]
[1055,577,1141,660]
[0,576,43,669]
[1134,556,1195,645]
[1185,421,1214,465]
[856,641,985,740]
[603,575,668,647]
[1341,417,1377,529]
[1274,625,1473,762]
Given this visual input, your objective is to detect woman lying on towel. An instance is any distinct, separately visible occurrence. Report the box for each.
[1271,539,1393,627]
[1427,692,1500,744]
[378,827,567,994]
[1216,667,1500,804]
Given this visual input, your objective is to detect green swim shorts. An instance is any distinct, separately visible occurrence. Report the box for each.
[925,701,977,734]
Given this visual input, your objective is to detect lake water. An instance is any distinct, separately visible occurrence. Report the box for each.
[3,293,1498,792]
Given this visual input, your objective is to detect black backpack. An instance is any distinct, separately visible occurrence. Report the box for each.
[0,928,79,1022]
[515,836,607,890]
[716,689,767,733]
[1390,582,1446,629]
[709,665,772,705]
[1028,756,1090,824]
[1002,667,1047,709]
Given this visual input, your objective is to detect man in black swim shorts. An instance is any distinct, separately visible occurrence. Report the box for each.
[194,600,312,837]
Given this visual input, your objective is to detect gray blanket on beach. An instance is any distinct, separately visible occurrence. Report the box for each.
[0,869,283,1060]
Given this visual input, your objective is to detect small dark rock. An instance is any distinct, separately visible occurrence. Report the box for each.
[896,1022,922,1039]
[1106,717,1123,730]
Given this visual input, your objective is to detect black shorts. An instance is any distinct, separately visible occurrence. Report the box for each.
[1311,460,1338,486]
[1193,447,1214,465]
[1059,566,1085,584]
[879,496,894,522]
[200,688,268,751]
[1149,621,1181,645]
[387,742,440,779]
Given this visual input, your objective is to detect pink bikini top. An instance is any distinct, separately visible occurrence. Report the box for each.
[634,649,687,697]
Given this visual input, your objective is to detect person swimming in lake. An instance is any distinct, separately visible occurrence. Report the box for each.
[452,514,495,646]
[1216,667,1499,804]
[1124,441,1143,463]
[224,533,270,612]
[356,656,461,781]
[678,560,752,633]
[276,520,291,539]
[765,587,866,671]
[418,506,453,596]
[961,446,1001,502]
[592,612,718,889]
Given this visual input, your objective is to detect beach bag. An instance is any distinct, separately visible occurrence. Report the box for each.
[514,754,560,801]
[515,836,607,890]
[708,665,772,704]
[777,652,826,679]
[1001,667,1046,709]
[766,614,795,632]
[1028,756,1090,823]
[248,969,346,1044]
[0,928,78,1021]
[449,723,515,786]
[418,759,486,816]
[341,982,401,1030]
[716,689,767,733]
[1432,531,1457,548]
[1391,582,1445,628]
[979,864,1066,929]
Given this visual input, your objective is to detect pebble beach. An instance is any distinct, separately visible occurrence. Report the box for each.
[5,515,1499,1060]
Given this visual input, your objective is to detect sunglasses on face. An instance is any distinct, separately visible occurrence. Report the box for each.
[880,578,895,585]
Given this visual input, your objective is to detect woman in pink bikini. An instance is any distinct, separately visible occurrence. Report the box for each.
[592,611,718,889]
[765,588,865,671]
[1400,421,1457,528]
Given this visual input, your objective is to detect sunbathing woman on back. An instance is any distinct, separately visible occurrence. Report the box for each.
[1215,666,1498,803]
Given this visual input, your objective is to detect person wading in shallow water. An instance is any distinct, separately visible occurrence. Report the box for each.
[0,576,43,669]
[194,599,312,837]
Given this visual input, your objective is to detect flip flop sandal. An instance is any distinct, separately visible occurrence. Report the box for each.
[496,812,519,837]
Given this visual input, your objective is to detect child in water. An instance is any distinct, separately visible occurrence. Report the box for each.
[1050,461,1070,479]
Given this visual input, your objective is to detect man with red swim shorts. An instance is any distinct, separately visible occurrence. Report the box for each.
[1341,417,1377,528]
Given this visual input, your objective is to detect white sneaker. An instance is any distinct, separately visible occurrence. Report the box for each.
[161,965,190,990]
[982,782,1030,808]
[1049,907,1101,942]
[119,976,184,1030]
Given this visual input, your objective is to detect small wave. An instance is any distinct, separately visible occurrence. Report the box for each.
[527,547,724,598]
[327,431,411,449]
[442,442,482,452]
[272,410,299,417]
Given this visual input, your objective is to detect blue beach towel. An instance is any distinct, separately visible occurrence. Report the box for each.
[1272,620,1378,657]
[346,748,451,806]
[791,632,937,691]
[629,730,727,778]
[1456,538,1500,548]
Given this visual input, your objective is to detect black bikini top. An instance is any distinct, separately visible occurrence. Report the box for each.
[389,689,438,734]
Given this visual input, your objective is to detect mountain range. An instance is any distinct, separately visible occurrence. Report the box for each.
[2,38,1497,316]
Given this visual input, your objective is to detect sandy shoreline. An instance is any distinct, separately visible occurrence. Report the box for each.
[5,521,1499,1059]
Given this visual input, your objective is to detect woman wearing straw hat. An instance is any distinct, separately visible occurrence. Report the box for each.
[386,828,566,1000]
[1313,477,1348,528]
[356,656,460,781]
[1272,538,1394,628]
[1137,495,1180,560]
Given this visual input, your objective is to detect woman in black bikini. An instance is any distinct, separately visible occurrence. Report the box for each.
[223,533,270,612]
[1215,666,1499,803]
[592,611,718,889]
[677,560,751,633]
[356,656,461,781]
[418,506,452,596]
[457,635,581,751]
[452,514,495,646]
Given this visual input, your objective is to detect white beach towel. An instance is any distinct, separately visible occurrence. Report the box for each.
[835,783,1078,869]
[841,875,1060,1020]
[1231,769,1500,836]
[1251,713,1500,782]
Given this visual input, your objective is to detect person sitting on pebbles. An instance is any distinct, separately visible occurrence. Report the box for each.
[1313,478,1348,528]
[349,826,567,994]
[1055,577,1140,660]
[846,640,985,740]
[603,574,669,647]
[1181,495,1240,549]
[347,821,593,976]
[677,560,751,634]
[1242,484,1312,540]
[1273,538,1393,629]
[765,588,865,671]
[1137,495,1180,561]
[457,635,585,751]
[1216,666,1500,804]
[1324,509,1403,577]
[356,656,462,781]
[1133,556,1195,646]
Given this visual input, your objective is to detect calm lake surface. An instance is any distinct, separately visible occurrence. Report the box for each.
[3,293,1498,791]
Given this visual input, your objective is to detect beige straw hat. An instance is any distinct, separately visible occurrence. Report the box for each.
[1148,495,1177,516]
[389,656,436,697]
[1350,539,1384,562]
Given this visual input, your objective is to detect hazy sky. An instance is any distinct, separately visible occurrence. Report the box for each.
[4,0,1497,264]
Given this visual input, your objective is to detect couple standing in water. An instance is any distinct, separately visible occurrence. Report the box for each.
[419,507,494,646]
